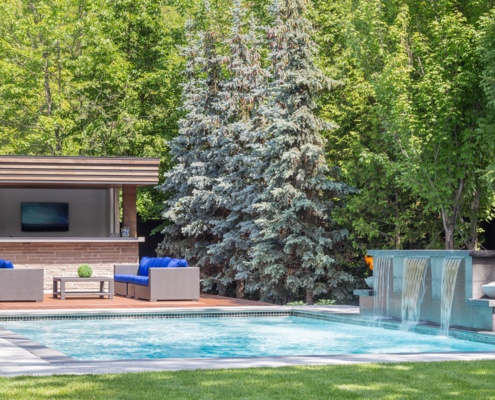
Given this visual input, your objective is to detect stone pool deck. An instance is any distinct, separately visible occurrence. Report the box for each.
[1,298,495,377]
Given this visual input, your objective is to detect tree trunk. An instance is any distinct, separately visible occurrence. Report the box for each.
[395,191,401,248]
[442,212,456,250]
[468,186,481,250]
[43,52,52,115]
[217,283,227,297]
[441,180,464,250]
[305,288,314,305]
[236,280,245,299]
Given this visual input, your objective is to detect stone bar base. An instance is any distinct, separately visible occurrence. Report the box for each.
[0,241,140,291]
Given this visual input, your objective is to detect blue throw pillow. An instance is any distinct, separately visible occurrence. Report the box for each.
[0,259,14,269]
[167,258,187,268]
[177,259,188,267]
[137,257,151,276]
[146,257,156,268]
[156,257,172,268]
[150,258,160,267]
[140,256,150,266]
[167,258,179,268]
[147,258,161,268]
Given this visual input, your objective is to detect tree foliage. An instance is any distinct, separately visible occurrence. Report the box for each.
[157,0,353,304]
[246,0,352,304]
[312,0,443,253]
[0,0,189,218]
[204,1,268,298]
[313,0,495,251]
[2,0,495,301]
[157,7,226,274]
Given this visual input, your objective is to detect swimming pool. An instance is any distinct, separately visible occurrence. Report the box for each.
[2,310,495,361]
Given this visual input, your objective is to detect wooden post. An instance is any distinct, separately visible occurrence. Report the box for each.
[109,188,121,235]
[122,185,137,237]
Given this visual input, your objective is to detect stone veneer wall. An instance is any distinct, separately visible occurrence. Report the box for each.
[1,242,139,291]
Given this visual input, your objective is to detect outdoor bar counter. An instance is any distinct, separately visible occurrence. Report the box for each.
[0,237,145,243]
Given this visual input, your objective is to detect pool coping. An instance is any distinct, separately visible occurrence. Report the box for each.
[2,305,495,377]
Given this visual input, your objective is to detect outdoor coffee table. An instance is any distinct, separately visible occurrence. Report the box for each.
[53,277,114,300]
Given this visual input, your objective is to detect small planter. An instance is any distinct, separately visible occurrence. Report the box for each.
[481,282,495,298]
[365,276,374,289]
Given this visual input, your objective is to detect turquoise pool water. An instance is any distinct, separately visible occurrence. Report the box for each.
[2,316,495,361]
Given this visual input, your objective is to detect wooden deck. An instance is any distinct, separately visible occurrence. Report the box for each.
[0,293,274,311]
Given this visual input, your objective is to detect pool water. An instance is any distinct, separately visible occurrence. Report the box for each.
[2,316,495,361]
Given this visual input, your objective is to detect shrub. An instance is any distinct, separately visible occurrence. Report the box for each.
[316,299,336,305]
[78,264,93,278]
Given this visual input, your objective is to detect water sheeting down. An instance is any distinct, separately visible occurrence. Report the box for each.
[440,257,462,336]
[372,256,393,324]
[401,257,429,328]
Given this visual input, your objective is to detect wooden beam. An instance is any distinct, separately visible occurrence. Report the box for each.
[0,156,160,187]
[122,185,137,238]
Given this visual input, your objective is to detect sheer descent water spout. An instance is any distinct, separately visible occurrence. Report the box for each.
[440,257,462,336]
[372,256,393,324]
[401,257,429,329]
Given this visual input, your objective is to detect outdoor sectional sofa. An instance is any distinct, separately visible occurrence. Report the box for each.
[113,256,200,301]
[0,260,44,302]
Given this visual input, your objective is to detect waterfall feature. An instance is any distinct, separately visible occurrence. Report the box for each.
[440,257,462,336]
[354,250,495,333]
[401,257,428,328]
[372,256,393,324]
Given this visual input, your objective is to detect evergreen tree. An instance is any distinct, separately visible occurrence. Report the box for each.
[205,0,268,297]
[157,11,226,277]
[249,0,352,304]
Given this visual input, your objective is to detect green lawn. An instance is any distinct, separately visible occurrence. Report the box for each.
[1,361,495,399]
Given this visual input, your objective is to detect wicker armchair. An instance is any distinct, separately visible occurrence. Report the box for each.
[114,263,200,301]
[0,269,44,302]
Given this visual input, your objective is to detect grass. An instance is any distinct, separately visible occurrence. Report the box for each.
[1,361,495,399]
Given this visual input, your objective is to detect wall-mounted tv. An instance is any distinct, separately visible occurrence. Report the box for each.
[21,202,69,232]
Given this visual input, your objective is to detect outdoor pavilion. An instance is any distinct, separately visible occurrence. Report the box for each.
[0,155,160,290]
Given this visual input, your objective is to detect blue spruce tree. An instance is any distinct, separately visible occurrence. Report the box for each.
[157,12,227,282]
[206,0,268,297]
[249,0,352,304]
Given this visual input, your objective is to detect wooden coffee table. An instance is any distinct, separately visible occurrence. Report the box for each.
[53,277,114,300]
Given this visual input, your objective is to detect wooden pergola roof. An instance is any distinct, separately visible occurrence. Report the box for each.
[0,155,160,188]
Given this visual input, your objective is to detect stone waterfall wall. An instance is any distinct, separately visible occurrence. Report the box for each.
[358,250,495,332]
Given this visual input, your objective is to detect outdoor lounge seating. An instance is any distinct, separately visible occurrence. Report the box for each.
[114,257,200,301]
[0,260,44,302]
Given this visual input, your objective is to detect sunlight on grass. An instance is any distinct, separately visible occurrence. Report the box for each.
[335,383,385,391]
[335,382,422,398]
[2,361,495,399]
[389,364,413,371]
[468,369,492,375]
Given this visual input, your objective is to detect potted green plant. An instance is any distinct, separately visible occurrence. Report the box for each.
[77,264,93,278]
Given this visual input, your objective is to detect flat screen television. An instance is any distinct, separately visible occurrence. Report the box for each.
[21,202,69,232]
